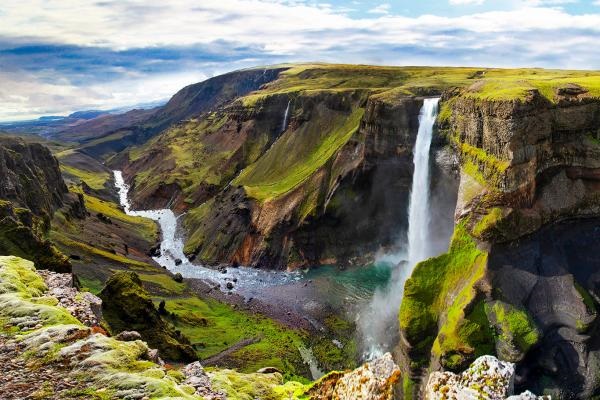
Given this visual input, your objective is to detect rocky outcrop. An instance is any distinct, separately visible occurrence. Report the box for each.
[99,271,197,362]
[0,137,88,272]
[399,90,600,398]
[306,352,400,400]
[425,355,548,400]
[0,137,67,216]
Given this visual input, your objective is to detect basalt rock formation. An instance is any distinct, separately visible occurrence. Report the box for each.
[0,137,84,272]
[399,87,600,399]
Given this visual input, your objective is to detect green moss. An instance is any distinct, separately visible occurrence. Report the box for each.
[208,368,308,400]
[485,301,540,354]
[402,376,416,400]
[574,281,596,313]
[399,222,489,369]
[472,207,504,237]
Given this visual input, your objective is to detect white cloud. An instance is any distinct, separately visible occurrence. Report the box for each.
[368,4,391,14]
[449,0,485,5]
[1,0,600,120]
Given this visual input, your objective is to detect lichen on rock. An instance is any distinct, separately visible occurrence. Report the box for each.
[425,355,548,400]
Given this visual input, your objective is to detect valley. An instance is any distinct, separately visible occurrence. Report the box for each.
[2,62,600,399]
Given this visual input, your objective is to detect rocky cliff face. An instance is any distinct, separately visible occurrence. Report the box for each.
[0,137,68,217]
[0,138,84,272]
[399,88,600,399]
[124,88,434,270]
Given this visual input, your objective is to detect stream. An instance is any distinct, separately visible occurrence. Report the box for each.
[113,170,396,376]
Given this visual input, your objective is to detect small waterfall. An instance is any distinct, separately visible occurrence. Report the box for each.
[357,97,440,359]
[281,100,291,133]
[406,98,439,268]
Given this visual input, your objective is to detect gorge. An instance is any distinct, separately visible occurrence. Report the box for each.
[2,63,600,399]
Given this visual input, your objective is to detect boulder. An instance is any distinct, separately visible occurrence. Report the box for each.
[100,271,196,361]
[425,356,547,400]
[307,352,400,400]
[115,330,143,341]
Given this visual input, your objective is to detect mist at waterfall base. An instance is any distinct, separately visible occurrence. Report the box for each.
[357,98,452,360]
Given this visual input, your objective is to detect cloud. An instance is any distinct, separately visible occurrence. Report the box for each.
[1,1,600,120]
[449,0,485,5]
[368,4,391,14]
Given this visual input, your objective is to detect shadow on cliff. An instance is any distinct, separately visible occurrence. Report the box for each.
[489,217,600,399]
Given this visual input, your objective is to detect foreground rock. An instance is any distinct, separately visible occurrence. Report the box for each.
[307,352,400,400]
[425,356,548,400]
[99,271,197,361]
[38,269,101,326]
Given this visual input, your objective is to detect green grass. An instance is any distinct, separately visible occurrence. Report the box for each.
[234,107,364,202]
[138,273,185,295]
[78,276,104,295]
[52,233,154,270]
[461,69,600,102]
[83,194,158,242]
[158,296,309,380]
[60,164,110,190]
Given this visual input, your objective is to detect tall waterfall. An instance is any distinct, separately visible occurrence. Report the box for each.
[406,97,439,268]
[281,100,291,133]
[357,97,440,359]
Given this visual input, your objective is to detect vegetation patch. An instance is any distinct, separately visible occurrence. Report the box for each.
[485,301,540,356]
[60,164,110,191]
[234,106,364,202]
[399,222,489,370]
[158,296,310,380]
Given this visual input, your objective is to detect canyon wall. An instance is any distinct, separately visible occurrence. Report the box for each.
[399,88,600,399]
[124,86,446,270]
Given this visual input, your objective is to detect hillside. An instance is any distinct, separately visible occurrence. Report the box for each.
[120,64,600,271]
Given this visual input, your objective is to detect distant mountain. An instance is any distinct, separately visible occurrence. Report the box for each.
[0,99,167,140]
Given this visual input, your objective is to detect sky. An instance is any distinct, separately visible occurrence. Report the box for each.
[1,0,600,121]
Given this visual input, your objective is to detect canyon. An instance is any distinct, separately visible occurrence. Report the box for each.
[1,64,599,399]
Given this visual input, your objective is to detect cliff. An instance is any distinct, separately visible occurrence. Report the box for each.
[123,65,467,270]
[0,137,84,272]
[399,83,600,399]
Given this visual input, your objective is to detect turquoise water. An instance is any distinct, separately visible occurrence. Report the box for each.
[302,261,396,308]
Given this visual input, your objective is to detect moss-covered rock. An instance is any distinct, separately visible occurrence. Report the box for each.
[99,271,196,362]
[0,202,71,272]
[399,222,491,373]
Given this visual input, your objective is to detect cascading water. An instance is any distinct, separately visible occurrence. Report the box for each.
[281,100,291,133]
[357,97,440,359]
[406,98,439,268]
[112,171,299,292]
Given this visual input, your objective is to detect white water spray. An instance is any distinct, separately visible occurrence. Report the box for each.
[357,98,440,359]
[281,100,291,133]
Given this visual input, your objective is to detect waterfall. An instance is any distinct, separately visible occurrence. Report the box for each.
[357,97,440,359]
[406,97,439,268]
[281,100,291,133]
